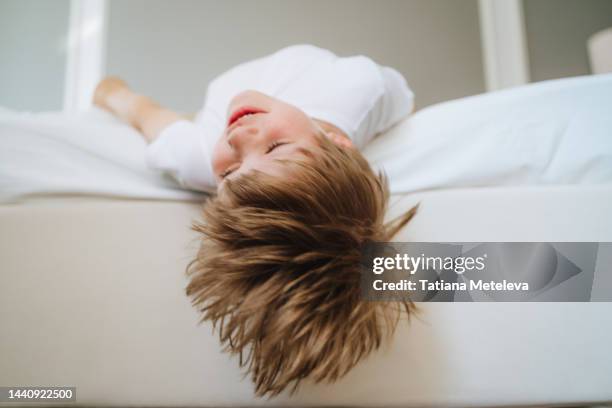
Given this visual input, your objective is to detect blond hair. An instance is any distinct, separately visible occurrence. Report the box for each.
[186,136,417,396]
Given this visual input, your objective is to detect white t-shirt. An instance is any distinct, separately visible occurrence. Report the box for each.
[145,44,414,191]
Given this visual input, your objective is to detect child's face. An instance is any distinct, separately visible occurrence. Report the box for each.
[212,90,325,187]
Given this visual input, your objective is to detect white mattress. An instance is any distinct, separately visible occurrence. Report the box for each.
[1,184,611,406]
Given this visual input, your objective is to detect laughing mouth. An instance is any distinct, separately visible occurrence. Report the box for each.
[227,106,266,127]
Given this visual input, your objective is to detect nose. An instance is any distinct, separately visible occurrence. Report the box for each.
[227,125,261,154]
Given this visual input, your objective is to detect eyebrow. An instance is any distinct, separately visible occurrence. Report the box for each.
[295,146,315,159]
[272,146,314,163]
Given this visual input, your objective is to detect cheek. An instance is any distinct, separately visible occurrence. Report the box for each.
[266,108,314,139]
[211,139,232,174]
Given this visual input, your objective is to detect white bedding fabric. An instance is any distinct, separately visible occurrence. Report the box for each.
[0,108,205,202]
[1,74,611,203]
[364,73,612,192]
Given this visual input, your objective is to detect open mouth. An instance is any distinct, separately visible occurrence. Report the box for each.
[227,106,266,127]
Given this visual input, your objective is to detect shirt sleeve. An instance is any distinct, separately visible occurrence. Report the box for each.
[275,51,415,149]
[276,55,386,148]
[145,120,216,192]
[374,66,415,134]
[346,64,414,147]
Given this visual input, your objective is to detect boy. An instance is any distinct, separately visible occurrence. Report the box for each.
[95,44,418,396]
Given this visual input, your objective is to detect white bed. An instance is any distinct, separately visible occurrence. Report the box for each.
[1,75,611,406]
[1,186,611,407]
[2,74,611,202]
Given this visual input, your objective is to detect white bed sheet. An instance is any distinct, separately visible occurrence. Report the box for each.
[0,108,205,202]
[2,74,612,203]
[363,73,612,193]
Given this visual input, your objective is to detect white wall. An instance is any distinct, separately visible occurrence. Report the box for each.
[0,0,70,111]
[7,0,611,113]
[105,0,486,112]
[523,0,612,81]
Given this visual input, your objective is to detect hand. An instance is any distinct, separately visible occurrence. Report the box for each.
[93,77,130,111]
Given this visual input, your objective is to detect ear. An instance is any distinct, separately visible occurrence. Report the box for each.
[325,131,354,149]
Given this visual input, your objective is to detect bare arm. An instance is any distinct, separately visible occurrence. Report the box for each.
[93,77,183,143]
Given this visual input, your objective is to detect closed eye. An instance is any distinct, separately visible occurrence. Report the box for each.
[221,142,289,179]
[220,166,238,179]
[266,141,288,153]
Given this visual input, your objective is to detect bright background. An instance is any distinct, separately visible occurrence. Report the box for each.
[1,0,612,112]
